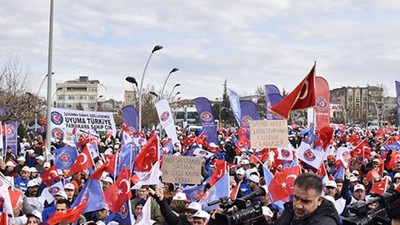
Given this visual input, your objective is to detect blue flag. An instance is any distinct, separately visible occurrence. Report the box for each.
[116,144,134,175]
[193,97,219,146]
[333,166,345,180]
[53,146,78,170]
[105,200,133,224]
[227,88,242,126]
[396,81,400,126]
[183,184,206,202]
[122,105,139,132]
[265,85,283,120]
[385,141,400,151]
[198,173,229,211]
[71,179,107,214]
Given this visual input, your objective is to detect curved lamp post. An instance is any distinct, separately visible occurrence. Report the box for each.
[138,45,163,131]
[160,68,179,99]
[167,83,181,100]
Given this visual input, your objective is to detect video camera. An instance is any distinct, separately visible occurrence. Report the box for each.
[342,188,400,225]
[208,185,268,225]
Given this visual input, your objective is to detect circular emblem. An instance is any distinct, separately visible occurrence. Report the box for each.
[160,111,170,122]
[303,149,316,161]
[49,186,61,195]
[118,202,128,219]
[5,125,15,137]
[342,151,351,163]
[128,127,137,132]
[193,190,204,201]
[281,149,291,158]
[39,125,45,133]
[81,189,92,204]
[241,115,253,127]
[51,111,63,125]
[200,111,213,122]
[58,152,72,166]
[316,97,328,111]
[199,190,211,201]
[397,96,400,105]
[51,128,65,139]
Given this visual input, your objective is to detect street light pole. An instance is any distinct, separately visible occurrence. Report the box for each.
[35,72,54,131]
[160,68,179,99]
[368,94,380,124]
[45,0,55,155]
[138,45,163,132]
[167,84,181,100]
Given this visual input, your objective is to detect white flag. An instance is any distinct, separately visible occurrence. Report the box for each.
[132,161,160,189]
[277,144,294,161]
[297,142,324,169]
[155,100,179,145]
[134,198,155,225]
[0,184,13,216]
[40,181,65,204]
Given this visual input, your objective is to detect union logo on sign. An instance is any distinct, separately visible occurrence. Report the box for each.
[51,128,64,139]
[316,97,328,111]
[200,111,213,122]
[303,149,316,161]
[241,115,253,126]
[49,186,60,195]
[6,125,15,136]
[51,111,63,125]
[281,149,291,158]
[160,111,169,122]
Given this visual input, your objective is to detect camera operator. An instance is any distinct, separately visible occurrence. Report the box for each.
[274,173,340,225]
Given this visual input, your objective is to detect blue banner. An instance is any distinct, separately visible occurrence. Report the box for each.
[122,105,139,132]
[240,100,260,128]
[5,121,18,155]
[193,97,219,146]
[396,81,400,126]
[265,85,283,120]
[227,88,241,126]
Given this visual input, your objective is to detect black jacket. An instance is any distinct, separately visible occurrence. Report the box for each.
[156,198,190,225]
[274,198,340,225]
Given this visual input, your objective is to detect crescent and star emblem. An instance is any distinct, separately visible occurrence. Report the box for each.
[299,80,309,100]
[78,153,88,165]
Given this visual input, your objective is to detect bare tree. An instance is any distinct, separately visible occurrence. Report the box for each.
[0,56,35,122]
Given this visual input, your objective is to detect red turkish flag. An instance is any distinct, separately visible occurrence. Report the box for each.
[131,173,140,185]
[352,138,371,158]
[270,63,316,119]
[238,125,249,138]
[182,137,196,146]
[103,166,132,213]
[41,165,60,187]
[230,181,241,200]
[236,135,247,149]
[47,200,88,225]
[386,151,400,170]
[134,135,159,172]
[89,152,118,180]
[208,160,226,187]
[268,172,291,202]
[370,177,389,195]
[348,133,361,146]
[67,146,94,177]
[282,165,300,192]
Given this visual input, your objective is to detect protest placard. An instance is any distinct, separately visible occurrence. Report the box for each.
[250,120,288,148]
[161,155,202,185]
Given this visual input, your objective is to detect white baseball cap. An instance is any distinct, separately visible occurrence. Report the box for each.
[30,167,38,173]
[236,168,245,175]
[17,157,26,162]
[6,161,15,167]
[372,158,380,164]
[350,176,358,182]
[187,202,202,211]
[36,156,45,161]
[354,184,365,192]
[248,174,260,183]
[325,180,337,189]
[192,210,210,220]
[395,173,400,179]
[64,183,75,190]
[44,162,51,168]
[28,179,39,187]
[26,210,42,221]
[101,176,113,184]
[173,192,189,202]
[22,166,30,173]
[55,191,68,199]
[241,159,250,165]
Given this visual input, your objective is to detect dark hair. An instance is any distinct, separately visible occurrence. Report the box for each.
[56,198,71,209]
[294,173,323,196]
[335,179,344,184]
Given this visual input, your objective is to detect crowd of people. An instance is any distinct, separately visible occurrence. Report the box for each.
[1,123,400,225]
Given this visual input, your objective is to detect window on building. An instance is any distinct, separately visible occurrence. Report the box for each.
[58,96,65,100]
[68,95,75,100]
[89,96,96,100]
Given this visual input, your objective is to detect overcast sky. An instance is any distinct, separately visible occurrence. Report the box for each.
[1,1,399,102]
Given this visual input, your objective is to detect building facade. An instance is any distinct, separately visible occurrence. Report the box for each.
[330,85,384,125]
[55,76,106,111]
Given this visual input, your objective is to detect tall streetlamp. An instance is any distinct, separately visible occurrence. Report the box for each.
[167,84,181,100]
[368,94,380,124]
[125,76,138,107]
[51,87,62,106]
[95,95,104,111]
[138,45,163,131]
[35,72,54,130]
[45,0,55,154]
[160,68,179,98]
